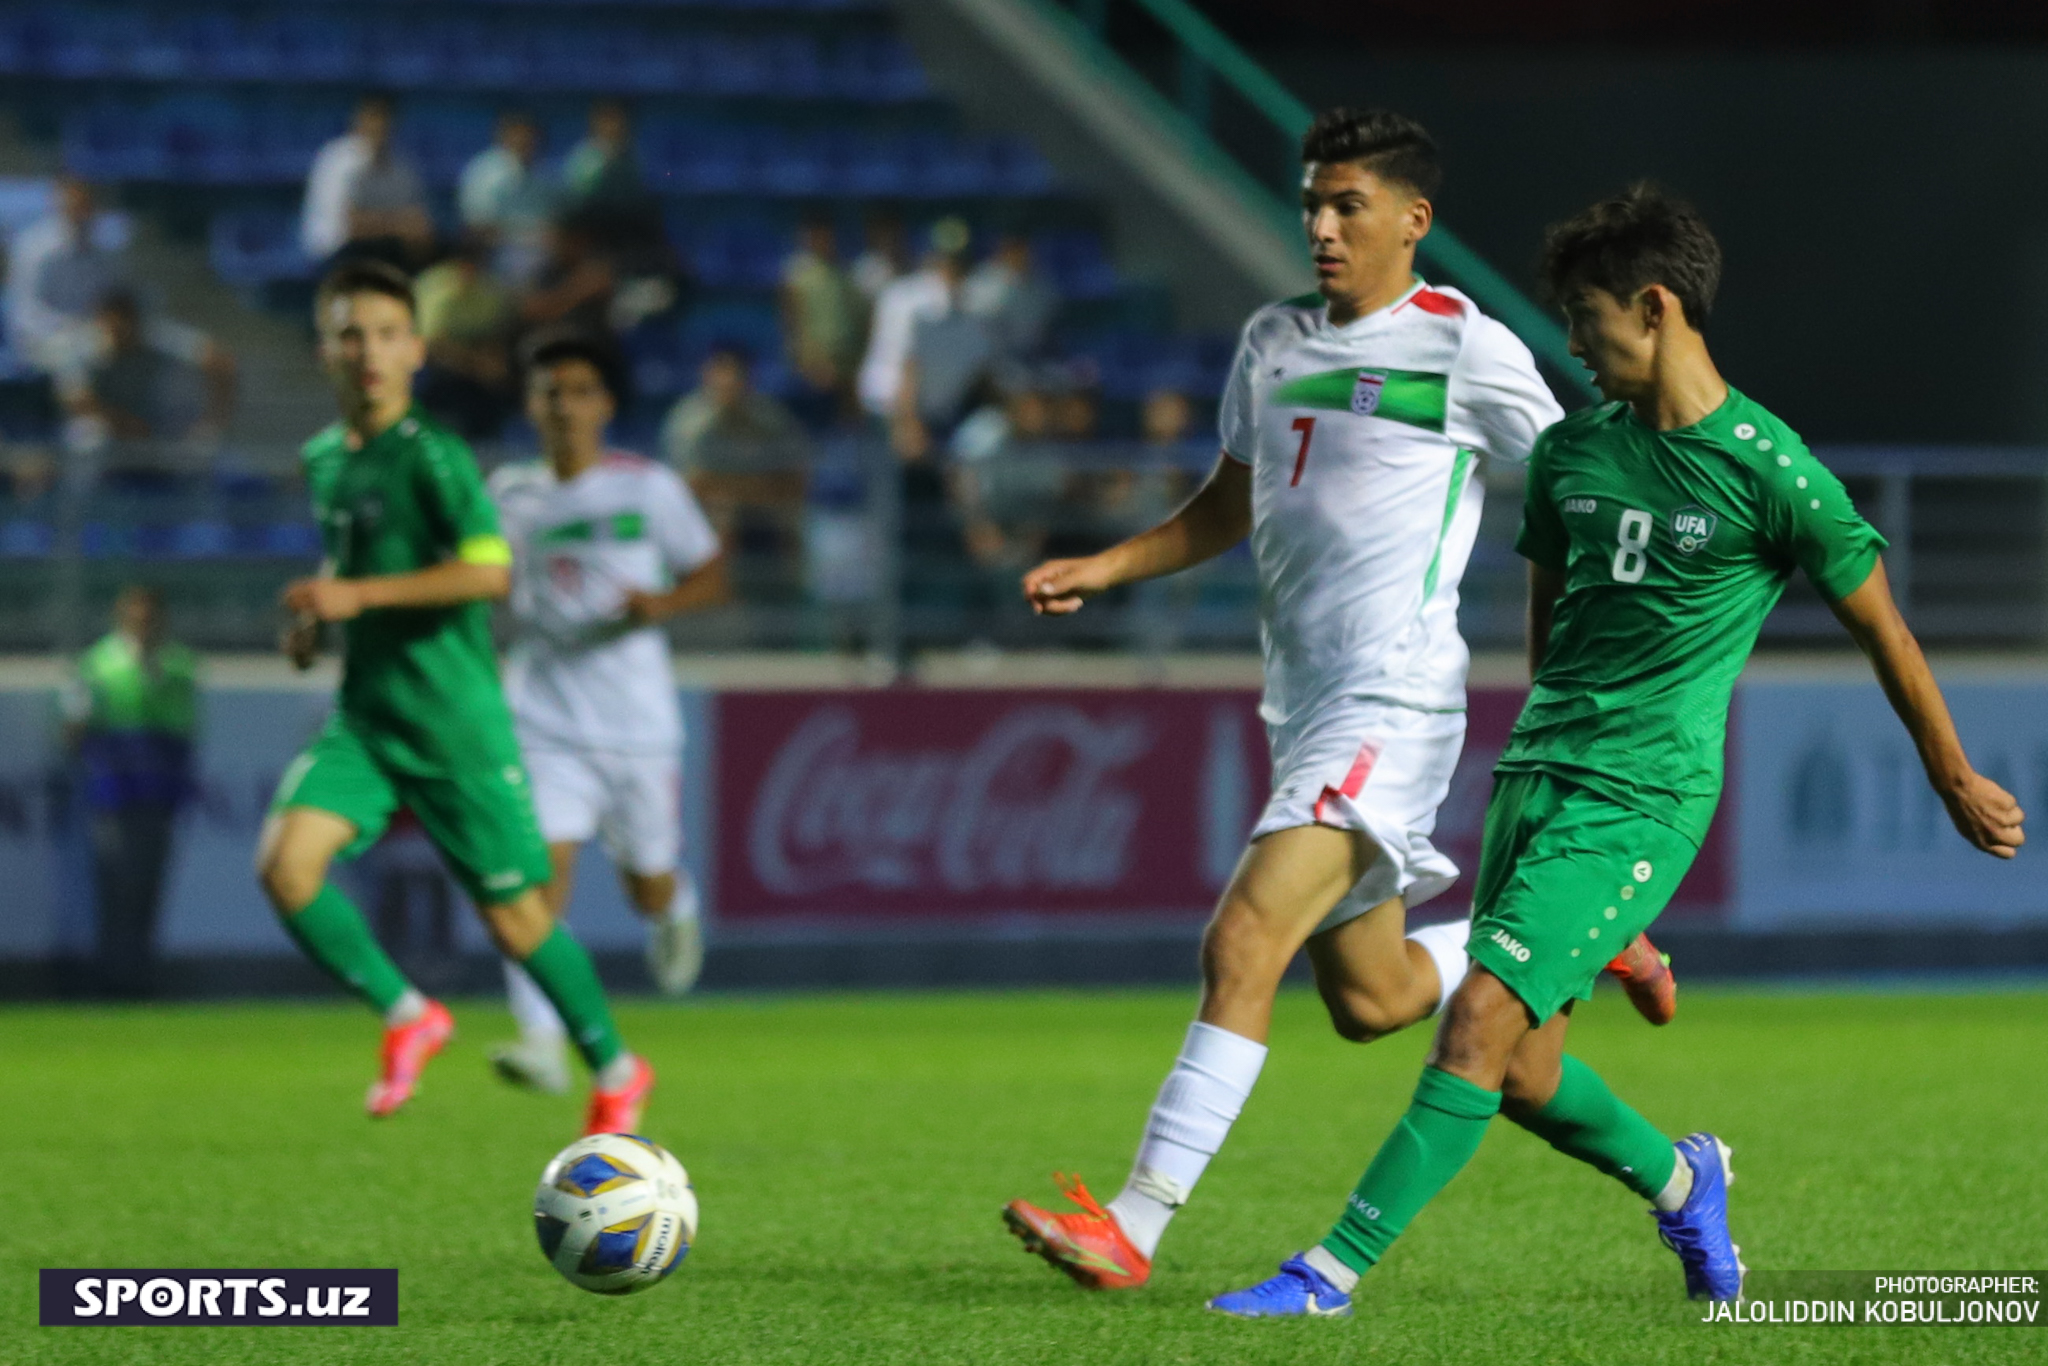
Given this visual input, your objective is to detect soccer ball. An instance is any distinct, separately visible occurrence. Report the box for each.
[533,1133,697,1294]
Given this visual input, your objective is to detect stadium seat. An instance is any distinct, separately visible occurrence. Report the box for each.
[681,219,792,290]
[209,210,315,289]
[0,520,53,558]
[28,0,1169,421]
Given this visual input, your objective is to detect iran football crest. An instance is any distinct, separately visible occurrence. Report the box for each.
[1350,370,1387,416]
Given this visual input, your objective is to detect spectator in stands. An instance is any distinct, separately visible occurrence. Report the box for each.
[949,381,1067,570]
[661,344,809,582]
[562,99,645,216]
[414,237,516,440]
[1140,385,1197,451]
[61,584,199,997]
[859,217,973,434]
[779,215,863,423]
[458,110,555,288]
[963,231,1059,361]
[518,212,616,342]
[560,99,672,276]
[850,208,909,301]
[5,176,129,375]
[300,94,433,270]
[58,289,237,454]
[1049,363,1102,442]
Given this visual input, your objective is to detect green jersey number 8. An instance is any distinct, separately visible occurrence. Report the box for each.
[1612,509,1652,583]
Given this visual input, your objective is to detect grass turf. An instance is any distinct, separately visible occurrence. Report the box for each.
[2,985,2043,1364]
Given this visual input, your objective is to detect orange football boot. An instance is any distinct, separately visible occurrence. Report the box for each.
[583,1055,656,1136]
[1608,932,1678,1025]
[1002,1173,1151,1290]
[365,999,455,1118]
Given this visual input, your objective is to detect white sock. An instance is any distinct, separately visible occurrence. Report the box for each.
[503,959,566,1044]
[1302,1244,1360,1293]
[666,871,700,923]
[1106,1022,1268,1259]
[595,1052,641,1091]
[1406,919,1472,1014]
[1653,1148,1695,1212]
[383,989,427,1028]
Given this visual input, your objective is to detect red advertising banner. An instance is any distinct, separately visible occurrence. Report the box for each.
[711,688,1729,928]
[713,690,1266,925]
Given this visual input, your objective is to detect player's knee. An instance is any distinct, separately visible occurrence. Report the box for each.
[1199,905,1292,995]
[255,844,320,914]
[477,894,552,958]
[1321,988,1405,1043]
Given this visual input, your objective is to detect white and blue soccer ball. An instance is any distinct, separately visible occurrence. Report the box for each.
[533,1133,697,1294]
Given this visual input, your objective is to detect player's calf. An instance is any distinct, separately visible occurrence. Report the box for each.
[1310,917,1472,1043]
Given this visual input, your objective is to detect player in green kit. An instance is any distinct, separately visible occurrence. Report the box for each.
[256,261,655,1135]
[1212,185,2026,1317]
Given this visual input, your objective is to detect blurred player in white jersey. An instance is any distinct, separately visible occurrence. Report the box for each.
[1001,108,1678,1290]
[486,332,726,1093]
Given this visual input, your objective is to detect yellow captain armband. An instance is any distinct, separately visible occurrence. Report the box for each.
[457,534,513,567]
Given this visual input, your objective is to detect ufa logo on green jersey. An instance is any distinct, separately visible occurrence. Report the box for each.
[1349,370,1387,417]
[1670,505,1718,556]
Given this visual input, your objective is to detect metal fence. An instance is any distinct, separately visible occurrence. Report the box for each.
[1,439,2042,657]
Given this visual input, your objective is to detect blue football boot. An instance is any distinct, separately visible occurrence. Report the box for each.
[1208,1254,1353,1318]
[1655,1132,1746,1301]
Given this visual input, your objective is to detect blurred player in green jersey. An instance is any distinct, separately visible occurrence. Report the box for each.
[255,261,654,1135]
[1213,185,2024,1318]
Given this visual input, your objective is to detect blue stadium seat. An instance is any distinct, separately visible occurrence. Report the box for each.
[264,13,366,84]
[210,210,314,289]
[1034,230,1121,301]
[258,522,322,558]
[682,219,791,290]
[756,129,834,198]
[836,130,912,197]
[0,521,53,558]
[26,0,1147,380]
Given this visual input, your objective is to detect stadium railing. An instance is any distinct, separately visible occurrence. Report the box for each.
[0,440,2040,657]
[1035,0,1599,402]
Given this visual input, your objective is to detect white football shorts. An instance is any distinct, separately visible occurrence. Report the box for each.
[1252,697,1466,932]
[523,745,683,877]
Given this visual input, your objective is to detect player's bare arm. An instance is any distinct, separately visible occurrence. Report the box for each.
[621,554,731,625]
[283,559,512,622]
[1827,560,2024,858]
[1022,451,1251,614]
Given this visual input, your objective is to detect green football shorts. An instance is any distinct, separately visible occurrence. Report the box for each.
[271,712,552,905]
[1465,770,1701,1022]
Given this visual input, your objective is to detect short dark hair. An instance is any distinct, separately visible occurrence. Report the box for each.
[704,338,754,369]
[97,286,141,319]
[315,258,416,321]
[524,329,627,405]
[1300,107,1440,199]
[1540,182,1723,330]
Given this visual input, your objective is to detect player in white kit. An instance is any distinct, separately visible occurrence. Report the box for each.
[485,333,726,1093]
[1001,109,1677,1290]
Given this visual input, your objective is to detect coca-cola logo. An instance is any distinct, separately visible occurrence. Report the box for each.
[747,705,1153,897]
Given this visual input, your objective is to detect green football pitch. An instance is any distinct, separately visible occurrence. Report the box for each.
[4,985,2042,1365]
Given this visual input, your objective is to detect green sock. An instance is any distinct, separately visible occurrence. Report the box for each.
[280,885,410,1014]
[519,926,625,1073]
[1507,1054,1676,1201]
[1321,1066,1501,1275]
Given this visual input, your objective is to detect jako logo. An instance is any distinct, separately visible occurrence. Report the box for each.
[1346,1193,1382,1221]
[1489,928,1532,962]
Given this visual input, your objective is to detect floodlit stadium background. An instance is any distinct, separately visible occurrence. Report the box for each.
[0,0,2043,998]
